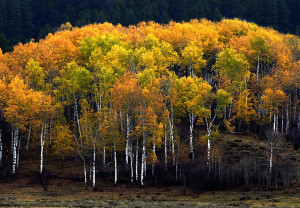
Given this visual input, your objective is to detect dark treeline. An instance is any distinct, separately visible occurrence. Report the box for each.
[0,0,300,51]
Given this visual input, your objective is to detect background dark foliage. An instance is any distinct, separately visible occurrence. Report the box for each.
[0,0,300,52]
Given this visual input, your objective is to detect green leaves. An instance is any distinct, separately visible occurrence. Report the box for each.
[177,76,211,118]
[25,58,46,91]
[215,48,249,93]
[56,61,92,97]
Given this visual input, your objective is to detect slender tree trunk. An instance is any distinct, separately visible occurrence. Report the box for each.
[12,127,18,175]
[74,93,82,137]
[26,126,31,151]
[205,118,214,171]
[273,112,276,132]
[152,141,155,177]
[141,130,146,186]
[189,113,195,160]
[130,143,133,183]
[92,142,96,190]
[169,106,175,165]
[89,156,92,182]
[269,141,273,174]
[80,155,88,189]
[135,138,138,181]
[114,141,117,186]
[40,124,45,174]
[164,124,167,171]
[103,144,106,172]
[16,136,21,169]
[125,111,130,168]
[276,113,279,133]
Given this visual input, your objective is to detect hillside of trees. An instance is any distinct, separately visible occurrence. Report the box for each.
[0,19,299,190]
[0,0,300,51]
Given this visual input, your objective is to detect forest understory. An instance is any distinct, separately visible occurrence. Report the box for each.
[1,132,300,207]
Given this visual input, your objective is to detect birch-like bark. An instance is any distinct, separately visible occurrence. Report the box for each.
[69,130,87,189]
[16,136,21,169]
[164,124,167,171]
[269,141,273,174]
[152,141,156,177]
[189,113,195,160]
[135,138,138,181]
[141,130,146,186]
[73,93,82,138]
[81,156,87,189]
[114,141,117,186]
[125,111,130,167]
[169,106,175,165]
[12,127,19,175]
[205,114,217,171]
[40,124,45,174]
[130,143,133,183]
[92,142,96,189]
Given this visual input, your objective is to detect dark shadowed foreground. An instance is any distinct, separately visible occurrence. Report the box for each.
[1,177,300,208]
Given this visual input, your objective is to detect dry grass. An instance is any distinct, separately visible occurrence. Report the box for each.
[1,177,300,207]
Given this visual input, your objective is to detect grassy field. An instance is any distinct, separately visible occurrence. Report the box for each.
[1,177,300,207]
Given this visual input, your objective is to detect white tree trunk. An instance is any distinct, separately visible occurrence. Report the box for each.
[141,131,146,186]
[40,125,45,174]
[12,127,19,175]
[125,111,130,167]
[114,141,117,186]
[164,124,167,171]
[74,93,82,137]
[135,139,138,181]
[92,142,96,189]
[269,142,273,173]
[16,136,21,169]
[189,113,195,160]
[130,144,133,183]
[152,142,155,177]
[80,155,87,189]
[169,106,175,165]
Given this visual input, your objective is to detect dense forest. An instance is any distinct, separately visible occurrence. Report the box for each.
[0,0,300,51]
[0,19,299,191]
